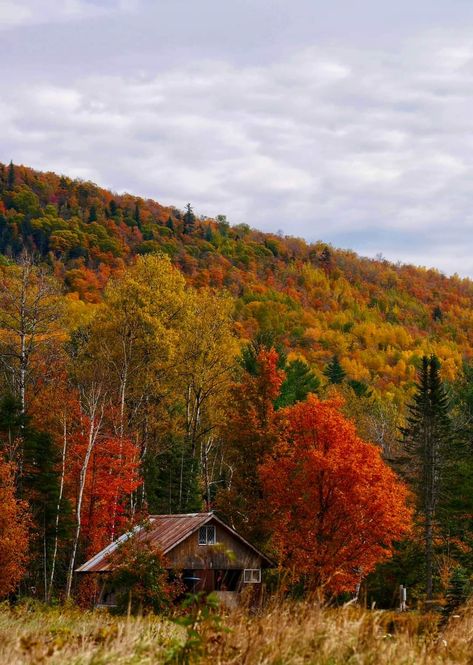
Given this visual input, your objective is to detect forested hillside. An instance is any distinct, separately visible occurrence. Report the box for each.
[1,161,473,609]
[1,161,473,403]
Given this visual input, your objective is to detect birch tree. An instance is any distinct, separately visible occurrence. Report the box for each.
[0,254,62,476]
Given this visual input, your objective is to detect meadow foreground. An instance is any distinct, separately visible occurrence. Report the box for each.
[1,600,473,665]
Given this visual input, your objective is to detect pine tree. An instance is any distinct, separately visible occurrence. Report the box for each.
[134,202,141,227]
[23,429,66,600]
[109,200,118,217]
[400,355,453,600]
[240,331,286,376]
[204,225,214,243]
[144,436,201,514]
[88,205,97,223]
[324,354,346,385]
[444,362,473,574]
[183,203,195,234]
[445,567,471,613]
[432,306,443,322]
[348,379,372,398]
[275,359,320,409]
[7,161,15,190]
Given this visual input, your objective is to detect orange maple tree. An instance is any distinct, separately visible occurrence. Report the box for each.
[0,459,30,597]
[260,395,413,594]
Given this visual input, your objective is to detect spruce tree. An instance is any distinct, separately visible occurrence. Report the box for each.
[400,355,453,600]
[183,203,195,234]
[134,202,141,227]
[7,160,15,190]
[88,205,97,223]
[323,354,346,385]
[240,331,286,376]
[23,430,66,599]
[276,359,320,409]
[444,362,473,574]
[348,379,372,398]
[109,200,118,217]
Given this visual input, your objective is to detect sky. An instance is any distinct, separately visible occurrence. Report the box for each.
[2,0,473,275]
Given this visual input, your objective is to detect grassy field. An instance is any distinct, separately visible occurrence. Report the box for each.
[1,599,472,664]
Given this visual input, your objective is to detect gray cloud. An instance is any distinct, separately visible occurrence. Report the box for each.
[3,1,473,275]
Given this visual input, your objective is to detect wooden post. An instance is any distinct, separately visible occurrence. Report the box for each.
[399,585,407,612]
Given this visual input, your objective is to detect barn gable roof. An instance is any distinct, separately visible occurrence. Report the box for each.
[76,512,273,572]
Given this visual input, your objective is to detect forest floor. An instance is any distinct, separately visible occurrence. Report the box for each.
[0,598,472,664]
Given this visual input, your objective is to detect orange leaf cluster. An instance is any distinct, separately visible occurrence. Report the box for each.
[0,459,30,598]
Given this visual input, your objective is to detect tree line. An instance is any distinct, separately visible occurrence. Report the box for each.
[0,252,472,608]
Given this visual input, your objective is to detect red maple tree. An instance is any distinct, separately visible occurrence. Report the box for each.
[260,395,413,594]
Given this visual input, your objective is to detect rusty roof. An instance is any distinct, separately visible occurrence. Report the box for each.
[76,512,273,573]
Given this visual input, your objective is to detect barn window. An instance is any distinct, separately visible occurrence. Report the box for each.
[198,525,216,545]
[243,569,261,583]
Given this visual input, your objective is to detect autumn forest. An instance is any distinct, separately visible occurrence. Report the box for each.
[1,160,473,615]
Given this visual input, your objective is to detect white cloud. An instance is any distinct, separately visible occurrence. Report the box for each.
[0,0,136,30]
[3,27,473,274]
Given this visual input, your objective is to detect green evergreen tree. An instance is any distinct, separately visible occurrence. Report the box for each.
[88,205,97,223]
[444,362,473,574]
[166,216,175,232]
[7,160,15,190]
[0,394,70,599]
[23,429,66,598]
[134,202,141,227]
[109,199,118,216]
[275,359,320,409]
[204,225,214,243]
[323,354,346,385]
[348,379,372,398]
[240,331,286,376]
[144,436,201,514]
[183,203,195,234]
[445,567,471,613]
[400,355,454,600]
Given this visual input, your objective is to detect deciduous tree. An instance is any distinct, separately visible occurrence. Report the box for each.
[0,458,30,597]
[260,396,412,595]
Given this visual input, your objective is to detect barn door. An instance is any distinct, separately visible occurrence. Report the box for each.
[199,569,215,592]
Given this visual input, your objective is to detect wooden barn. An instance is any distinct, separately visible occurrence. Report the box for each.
[76,512,273,606]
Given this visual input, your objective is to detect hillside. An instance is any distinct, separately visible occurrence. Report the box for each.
[1,161,472,403]
[2,160,473,610]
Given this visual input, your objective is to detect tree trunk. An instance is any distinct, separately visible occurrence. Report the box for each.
[47,414,68,602]
[65,390,103,600]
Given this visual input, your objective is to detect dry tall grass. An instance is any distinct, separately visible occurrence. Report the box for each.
[1,598,472,664]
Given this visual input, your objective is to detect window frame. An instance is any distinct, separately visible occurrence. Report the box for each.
[198,525,216,545]
[243,568,261,583]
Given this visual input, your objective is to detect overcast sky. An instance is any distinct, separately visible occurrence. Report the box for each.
[2,1,473,275]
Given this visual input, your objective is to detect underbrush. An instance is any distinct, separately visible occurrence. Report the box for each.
[0,597,472,664]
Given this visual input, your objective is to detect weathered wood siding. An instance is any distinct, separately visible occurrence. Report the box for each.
[166,518,263,570]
